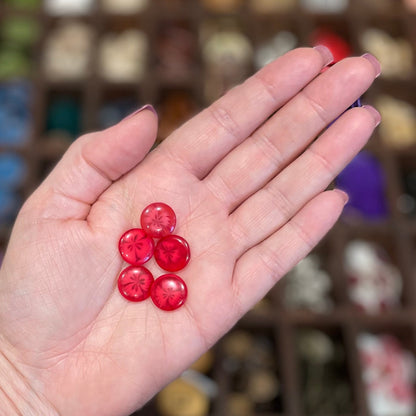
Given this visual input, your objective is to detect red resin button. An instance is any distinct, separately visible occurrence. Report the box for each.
[151,274,187,311]
[154,235,190,272]
[118,266,154,302]
[140,202,176,238]
[119,228,154,265]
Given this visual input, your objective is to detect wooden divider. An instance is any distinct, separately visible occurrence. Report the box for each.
[1,1,416,415]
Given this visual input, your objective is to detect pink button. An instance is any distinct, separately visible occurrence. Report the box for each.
[154,235,190,272]
[151,274,187,311]
[140,202,176,238]
[118,266,154,302]
[119,228,154,265]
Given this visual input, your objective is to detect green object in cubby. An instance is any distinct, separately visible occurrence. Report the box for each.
[1,17,40,47]
[0,47,31,80]
[4,0,41,9]
[46,97,82,139]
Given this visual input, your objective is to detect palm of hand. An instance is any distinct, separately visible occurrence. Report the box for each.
[0,48,378,416]
[3,151,239,415]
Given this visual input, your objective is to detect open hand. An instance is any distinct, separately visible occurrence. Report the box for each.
[0,47,380,416]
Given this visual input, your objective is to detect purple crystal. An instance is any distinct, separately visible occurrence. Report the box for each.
[349,97,361,109]
[336,151,389,220]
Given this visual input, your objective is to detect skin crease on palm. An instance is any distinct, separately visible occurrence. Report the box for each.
[0,47,380,415]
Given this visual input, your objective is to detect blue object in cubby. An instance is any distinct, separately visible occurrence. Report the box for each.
[0,152,27,189]
[0,188,21,224]
[0,82,32,146]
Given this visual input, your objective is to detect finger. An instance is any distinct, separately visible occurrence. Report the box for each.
[28,106,158,220]
[204,55,380,211]
[160,46,333,179]
[229,105,380,256]
[232,189,347,312]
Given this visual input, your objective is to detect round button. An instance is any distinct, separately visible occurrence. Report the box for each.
[140,202,176,238]
[151,274,187,311]
[154,235,190,272]
[119,228,154,265]
[118,266,154,302]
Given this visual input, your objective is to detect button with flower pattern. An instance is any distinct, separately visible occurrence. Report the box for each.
[118,266,154,302]
[154,234,190,272]
[151,274,187,311]
[119,228,154,265]
[140,202,176,238]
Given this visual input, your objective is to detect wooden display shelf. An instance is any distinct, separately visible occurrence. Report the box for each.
[1,1,416,415]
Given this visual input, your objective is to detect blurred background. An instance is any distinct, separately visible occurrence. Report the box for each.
[1,0,416,415]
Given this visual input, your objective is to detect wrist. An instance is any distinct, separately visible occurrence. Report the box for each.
[0,343,59,416]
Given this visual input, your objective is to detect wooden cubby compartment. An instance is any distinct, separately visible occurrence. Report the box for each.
[1,1,416,415]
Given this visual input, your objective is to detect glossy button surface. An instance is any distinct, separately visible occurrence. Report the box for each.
[118,266,154,302]
[154,235,190,272]
[140,202,176,238]
[151,274,187,311]
[119,228,154,265]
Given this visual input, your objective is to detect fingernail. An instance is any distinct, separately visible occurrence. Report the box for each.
[335,189,349,205]
[361,53,381,78]
[123,104,157,121]
[314,45,334,67]
[362,104,381,127]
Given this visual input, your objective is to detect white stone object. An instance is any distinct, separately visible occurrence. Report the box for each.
[254,31,298,69]
[45,0,94,15]
[358,333,416,416]
[99,30,148,82]
[344,240,402,313]
[44,21,93,80]
[285,255,333,312]
[300,0,348,13]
